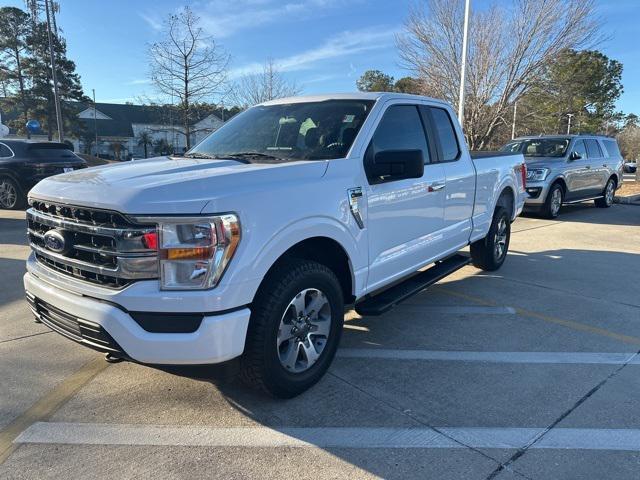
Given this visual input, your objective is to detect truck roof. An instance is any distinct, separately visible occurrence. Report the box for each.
[260,92,450,107]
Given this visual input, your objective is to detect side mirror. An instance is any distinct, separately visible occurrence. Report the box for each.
[367,149,424,183]
[569,151,582,161]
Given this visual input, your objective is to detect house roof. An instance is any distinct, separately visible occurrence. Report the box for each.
[0,98,223,138]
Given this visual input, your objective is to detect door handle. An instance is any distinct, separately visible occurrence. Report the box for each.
[584,165,591,169]
[428,181,446,192]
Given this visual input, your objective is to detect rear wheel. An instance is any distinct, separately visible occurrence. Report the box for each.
[240,259,344,398]
[470,206,511,271]
[594,178,615,208]
[0,177,24,210]
[542,183,563,219]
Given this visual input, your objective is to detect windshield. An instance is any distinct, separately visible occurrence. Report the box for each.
[500,138,570,158]
[188,100,374,163]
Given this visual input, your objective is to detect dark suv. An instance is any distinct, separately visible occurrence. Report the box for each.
[0,140,87,209]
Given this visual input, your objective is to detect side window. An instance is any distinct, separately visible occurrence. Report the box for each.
[429,107,460,161]
[0,143,12,158]
[585,139,603,158]
[603,140,621,158]
[573,140,588,159]
[370,105,430,164]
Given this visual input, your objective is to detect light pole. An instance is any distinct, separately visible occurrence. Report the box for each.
[92,89,98,155]
[45,0,64,142]
[457,0,471,124]
[566,113,574,135]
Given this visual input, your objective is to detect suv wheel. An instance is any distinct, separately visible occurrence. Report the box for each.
[594,178,615,208]
[542,183,563,219]
[0,177,24,210]
[241,259,344,398]
[470,206,511,271]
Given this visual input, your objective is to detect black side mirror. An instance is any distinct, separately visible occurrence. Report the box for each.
[569,151,582,161]
[366,149,424,183]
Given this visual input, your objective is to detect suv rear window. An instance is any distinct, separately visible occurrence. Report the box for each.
[603,140,621,158]
[27,145,79,161]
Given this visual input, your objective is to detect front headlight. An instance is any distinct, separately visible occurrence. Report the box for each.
[526,168,550,182]
[136,214,240,290]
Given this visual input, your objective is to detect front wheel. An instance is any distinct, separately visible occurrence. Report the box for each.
[240,259,344,398]
[594,178,615,208]
[542,183,563,219]
[470,206,511,271]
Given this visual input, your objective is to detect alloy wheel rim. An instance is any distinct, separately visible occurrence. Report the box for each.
[277,288,332,373]
[606,182,614,205]
[0,181,17,209]
[494,217,508,260]
[551,188,562,216]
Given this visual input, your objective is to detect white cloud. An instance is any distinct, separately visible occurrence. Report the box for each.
[139,12,162,31]
[197,0,358,38]
[128,79,152,85]
[228,27,397,79]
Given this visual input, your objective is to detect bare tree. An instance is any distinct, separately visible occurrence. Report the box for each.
[231,59,300,109]
[398,0,601,149]
[149,7,229,149]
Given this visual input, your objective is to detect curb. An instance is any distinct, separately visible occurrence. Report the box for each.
[614,194,640,205]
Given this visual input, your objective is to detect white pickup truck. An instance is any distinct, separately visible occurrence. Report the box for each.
[24,93,525,397]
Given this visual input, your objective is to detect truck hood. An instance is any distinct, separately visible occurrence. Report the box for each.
[28,156,329,214]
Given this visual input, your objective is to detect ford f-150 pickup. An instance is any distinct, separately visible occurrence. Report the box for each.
[23,93,526,397]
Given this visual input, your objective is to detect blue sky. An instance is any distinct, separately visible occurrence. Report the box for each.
[6,0,640,113]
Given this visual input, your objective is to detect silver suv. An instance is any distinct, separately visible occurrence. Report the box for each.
[501,135,624,218]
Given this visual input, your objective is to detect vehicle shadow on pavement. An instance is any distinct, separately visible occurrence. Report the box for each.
[0,217,29,246]
[0,258,28,306]
[522,203,639,226]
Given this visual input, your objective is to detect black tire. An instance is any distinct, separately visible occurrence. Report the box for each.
[240,258,344,398]
[594,178,616,208]
[470,206,511,271]
[541,183,563,219]
[0,176,25,210]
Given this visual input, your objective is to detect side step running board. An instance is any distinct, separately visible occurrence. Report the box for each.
[355,254,471,316]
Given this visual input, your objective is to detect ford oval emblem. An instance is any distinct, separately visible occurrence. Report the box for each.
[43,229,67,254]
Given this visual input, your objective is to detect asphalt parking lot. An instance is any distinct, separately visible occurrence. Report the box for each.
[1,203,639,479]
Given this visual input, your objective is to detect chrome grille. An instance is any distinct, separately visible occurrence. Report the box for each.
[27,201,158,289]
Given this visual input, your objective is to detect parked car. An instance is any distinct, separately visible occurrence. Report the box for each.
[501,135,624,218]
[0,140,87,210]
[624,161,637,173]
[23,93,525,397]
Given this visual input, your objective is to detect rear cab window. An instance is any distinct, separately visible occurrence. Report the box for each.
[427,107,460,161]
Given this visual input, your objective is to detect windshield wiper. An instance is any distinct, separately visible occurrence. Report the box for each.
[223,152,286,163]
[182,152,251,163]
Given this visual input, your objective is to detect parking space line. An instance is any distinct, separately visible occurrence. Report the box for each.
[0,357,108,464]
[437,288,640,346]
[395,305,516,315]
[15,422,640,451]
[337,349,637,364]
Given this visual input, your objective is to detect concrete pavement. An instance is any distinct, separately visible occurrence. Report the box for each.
[1,202,639,479]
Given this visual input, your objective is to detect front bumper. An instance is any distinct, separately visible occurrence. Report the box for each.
[523,181,550,206]
[24,270,251,365]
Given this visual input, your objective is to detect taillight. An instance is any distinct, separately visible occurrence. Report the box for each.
[520,163,527,189]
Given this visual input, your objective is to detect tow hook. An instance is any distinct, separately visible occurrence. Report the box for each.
[105,353,124,363]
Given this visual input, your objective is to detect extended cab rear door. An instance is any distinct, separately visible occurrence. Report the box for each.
[363,102,446,292]
[421,105,475,251]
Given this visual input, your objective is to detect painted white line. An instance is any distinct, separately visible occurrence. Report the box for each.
[15,423,640,451]
[395,305,516,315]
[337,349,638,365]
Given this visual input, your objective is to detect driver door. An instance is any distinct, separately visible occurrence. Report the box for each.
[364,104,446,292]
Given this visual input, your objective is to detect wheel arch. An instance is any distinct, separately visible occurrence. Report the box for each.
[256,236,355,305]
